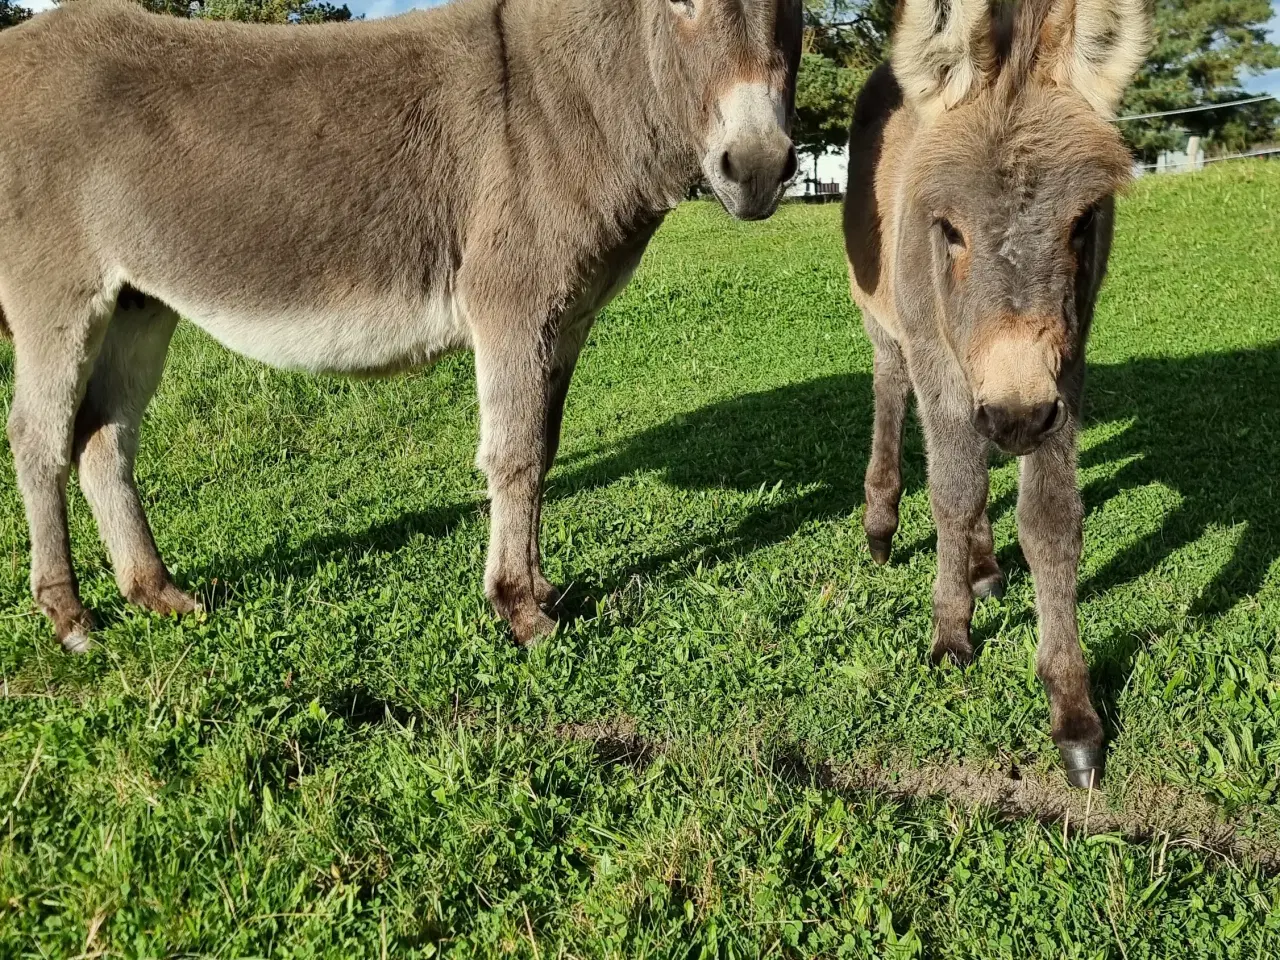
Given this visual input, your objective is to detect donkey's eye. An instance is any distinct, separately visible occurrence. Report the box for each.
[936,218,965,250]
[1071,206,1097,246]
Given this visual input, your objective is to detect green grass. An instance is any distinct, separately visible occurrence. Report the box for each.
[3,162,1280,957]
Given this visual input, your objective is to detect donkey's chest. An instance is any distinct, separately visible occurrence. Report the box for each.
[180,292,473,376]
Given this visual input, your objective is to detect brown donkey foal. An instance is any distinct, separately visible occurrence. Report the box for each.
[843,0,1150,787]
[0,0,802,651]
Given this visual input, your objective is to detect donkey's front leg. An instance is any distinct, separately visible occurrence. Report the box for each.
[474,325,555,647]
[922,417,989,666]
[1018,425,1102,787]
[526,349,582,608]
[863,322,910,564]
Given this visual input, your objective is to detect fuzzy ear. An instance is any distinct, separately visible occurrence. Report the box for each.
[892,0,995,118]
[1038,0,1152,117]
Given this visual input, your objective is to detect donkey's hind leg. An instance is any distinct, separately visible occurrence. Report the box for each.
[6,288,111,652]
[74,293,198,617]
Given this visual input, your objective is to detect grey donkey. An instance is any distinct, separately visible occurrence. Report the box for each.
[843,0,1151,787]
[0,0,802,651]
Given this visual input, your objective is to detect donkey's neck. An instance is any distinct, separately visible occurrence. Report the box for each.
[493,0,700,222]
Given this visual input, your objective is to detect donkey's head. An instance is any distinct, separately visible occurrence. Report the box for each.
[656,0,803,220]
[894,0,1150,455]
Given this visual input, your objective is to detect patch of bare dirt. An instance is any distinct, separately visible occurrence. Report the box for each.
[825,760,1280,870]
[554,721,1280,870]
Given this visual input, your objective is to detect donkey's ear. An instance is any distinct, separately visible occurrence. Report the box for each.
[892,0,994,118]
[1039,0,1152,117]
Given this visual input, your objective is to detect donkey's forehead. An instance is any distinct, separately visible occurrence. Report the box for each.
[705,0,799,48]
[908,87,1133,216]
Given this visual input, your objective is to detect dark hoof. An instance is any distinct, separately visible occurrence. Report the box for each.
[532,576,561,609]
[1059,744,1104,789]
[867,534,893,566]
[930,627,973,667]
[510,607,556,648]
[127,578,203,617]
[971,573,1005,600]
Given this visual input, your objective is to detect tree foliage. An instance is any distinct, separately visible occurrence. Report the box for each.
[1120,0,1280,162]
[794,0,1280,169]
[52,0,354,24]
[189,0,353,24]
[793,1,893,170]
[0,0,32,29]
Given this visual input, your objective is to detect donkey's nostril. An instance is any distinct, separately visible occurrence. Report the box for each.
[780,145,798,184]
[720,150,736,183]
[1031,400,1060,436]
[971,404,995,437]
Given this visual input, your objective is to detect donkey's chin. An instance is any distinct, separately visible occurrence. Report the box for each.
[710,183,784,221]
[703,171,784,222]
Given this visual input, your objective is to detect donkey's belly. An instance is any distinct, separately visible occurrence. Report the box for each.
[175,291,472,376]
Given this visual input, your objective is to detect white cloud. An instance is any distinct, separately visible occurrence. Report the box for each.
[26,0,57,11]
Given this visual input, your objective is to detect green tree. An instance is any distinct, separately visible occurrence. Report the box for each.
[1117,0,1280,161]
[194,0,352,24]
[0,0,32,29]
[795,0,1280,170]
[56,0,354,24]
[793,0,893,181]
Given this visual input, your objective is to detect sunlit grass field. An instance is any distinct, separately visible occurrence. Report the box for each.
[3,162,1280,957]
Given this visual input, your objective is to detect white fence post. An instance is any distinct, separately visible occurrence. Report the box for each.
[1187,136,1203,172]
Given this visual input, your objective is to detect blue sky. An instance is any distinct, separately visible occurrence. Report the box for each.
[20,0,1280,96]
[347,0,439,20]
[1243,6,1280,96]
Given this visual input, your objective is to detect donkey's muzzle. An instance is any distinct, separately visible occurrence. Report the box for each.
[716,142,798,220]
[703,83,796,222]
[971,399,1064,455]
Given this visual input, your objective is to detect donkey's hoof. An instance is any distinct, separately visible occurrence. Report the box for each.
[971,572,1005,600]
[867,534,893,566]
[51,607,96,654]
[1059,744,1104,789]
[59,621,95,654]
[511,607,556,648]
[532,575,561,608]
[126,576,203,617]
[930,627,973,667]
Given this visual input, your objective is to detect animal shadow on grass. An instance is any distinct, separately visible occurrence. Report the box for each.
[175,343,1280,740]
[182,499,480,612]
[549,370,909,609]
[1075,345,1280,711]
[554,344,1280,735]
